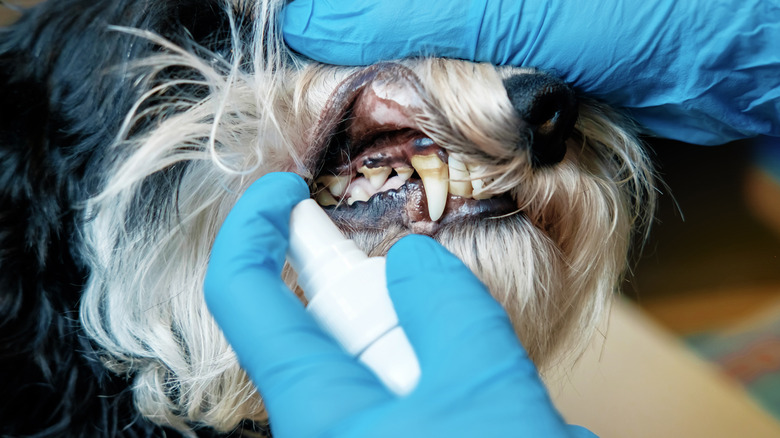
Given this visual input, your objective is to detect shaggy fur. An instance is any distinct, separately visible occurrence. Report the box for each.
[0,0,655,436]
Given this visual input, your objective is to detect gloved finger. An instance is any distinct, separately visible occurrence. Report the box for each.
[385,235,538,382]
[205,172,327,385]
[204,173,389,433]
[569,425,600,438]
[282,0,473,65]
[386,235,573,433]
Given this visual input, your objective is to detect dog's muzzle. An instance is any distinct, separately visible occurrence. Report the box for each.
[307,63,578,235]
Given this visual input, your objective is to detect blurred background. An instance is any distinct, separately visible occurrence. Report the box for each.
[629,138,780,331]
[625,136,780,424]
[3,0,779,434]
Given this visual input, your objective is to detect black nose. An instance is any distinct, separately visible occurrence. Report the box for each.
[503,73,578,166]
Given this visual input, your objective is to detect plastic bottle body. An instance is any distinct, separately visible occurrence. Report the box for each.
[287,199,420,396]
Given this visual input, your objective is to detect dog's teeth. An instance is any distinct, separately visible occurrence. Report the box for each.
[470,178,487,199]
[359,165,392,190]
[395,167,414,181]
[466,164,491,200]
[316,175,351,197]
[447,157,472,198]
[316,190,338,207]
[410,154,448,222]
[347,186,371,205]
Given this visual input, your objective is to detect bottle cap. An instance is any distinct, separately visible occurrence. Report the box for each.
[358,326,421,396]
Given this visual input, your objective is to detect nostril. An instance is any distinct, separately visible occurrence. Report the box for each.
[503,74,578,167]
[528,89,567,134]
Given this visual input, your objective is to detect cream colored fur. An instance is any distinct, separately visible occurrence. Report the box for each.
[78,0,655,434]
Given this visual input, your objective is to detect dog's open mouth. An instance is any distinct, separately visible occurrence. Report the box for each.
[308,63,516,235]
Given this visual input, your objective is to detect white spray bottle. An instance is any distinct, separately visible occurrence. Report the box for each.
[286,199,421,396]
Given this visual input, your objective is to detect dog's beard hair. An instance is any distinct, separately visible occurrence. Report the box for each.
[78,2,292,432]
[69,0,656,434]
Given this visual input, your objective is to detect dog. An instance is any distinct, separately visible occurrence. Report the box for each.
[0,0,655,436]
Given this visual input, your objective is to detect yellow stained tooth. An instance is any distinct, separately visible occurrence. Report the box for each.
[358,165,392,189]
[448,157,472,198]
[316,190,338,207]
[395,167,414,181]
[410,154,448,222]
[316,175,350,197]
[347,186,371,205]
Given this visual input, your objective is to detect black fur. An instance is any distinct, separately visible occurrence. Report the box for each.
[0,1,258,436]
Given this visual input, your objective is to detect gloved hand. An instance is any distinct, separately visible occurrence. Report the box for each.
[283,0,780,146]
[204,172,596,438]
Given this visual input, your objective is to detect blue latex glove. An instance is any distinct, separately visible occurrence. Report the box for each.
[283,0,780,146]
[204,172,596,437]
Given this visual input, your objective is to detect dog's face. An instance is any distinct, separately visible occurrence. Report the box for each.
[1,0,654,435]
[86,55,653,432]
[287,59,645,362]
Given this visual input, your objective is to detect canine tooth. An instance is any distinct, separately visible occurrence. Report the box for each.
[316,190,338,207]
[358,165,392,189]
[410,154,448,222]
[447,157,472,198]
[316,175,350,197]
[395,167,414,181]
[347,186,371,205]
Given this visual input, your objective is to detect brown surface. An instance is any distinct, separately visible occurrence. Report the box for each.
[551,299,780,438]
[639,284,780,334]
[746,167,780,240]
[629,138,780,333]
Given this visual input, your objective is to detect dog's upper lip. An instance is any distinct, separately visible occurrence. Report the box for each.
[308,62,423,166]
